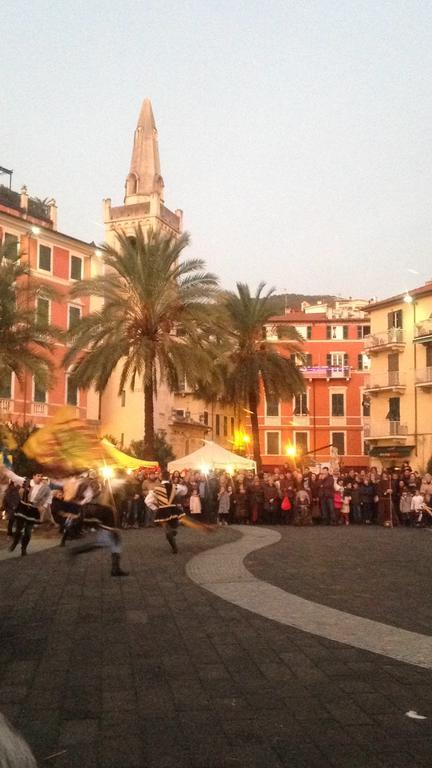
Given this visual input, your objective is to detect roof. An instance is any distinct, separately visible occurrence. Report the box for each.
[368,283,432,311]
[0,206,95,250]
[269,312,368,323]
[168,441,256,471]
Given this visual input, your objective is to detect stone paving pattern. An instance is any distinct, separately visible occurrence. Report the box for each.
[0,526,431,767]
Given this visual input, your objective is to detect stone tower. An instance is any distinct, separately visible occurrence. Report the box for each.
[99,99,210,454]
[103,99,182,242]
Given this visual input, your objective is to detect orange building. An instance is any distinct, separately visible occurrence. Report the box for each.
[0,182,100,426]
[254,300,371,470]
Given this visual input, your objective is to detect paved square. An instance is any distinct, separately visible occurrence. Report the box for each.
[0,526,431,767]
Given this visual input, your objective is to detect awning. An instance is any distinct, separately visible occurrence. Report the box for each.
[369,445,414,458]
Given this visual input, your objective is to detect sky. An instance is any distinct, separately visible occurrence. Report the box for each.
[2,0,432,299]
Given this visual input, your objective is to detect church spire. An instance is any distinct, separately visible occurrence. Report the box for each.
[125,99,165,203]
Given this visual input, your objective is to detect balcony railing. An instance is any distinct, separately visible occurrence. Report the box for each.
[364,371,406,391]
[301,366,350,379]
[416,367,432,386]
[364,328,404,352]
[32,402,48,417]
[414,318,432,341]
[0,398,13,414]
[369,421,408,439]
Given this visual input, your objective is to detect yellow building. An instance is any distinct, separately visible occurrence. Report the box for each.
[99,99,237,458]
[364,282,432,470]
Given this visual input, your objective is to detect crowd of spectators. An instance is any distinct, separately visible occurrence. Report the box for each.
[115,462,432,529]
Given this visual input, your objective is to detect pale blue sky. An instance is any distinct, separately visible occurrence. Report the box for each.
[2,0,432,298]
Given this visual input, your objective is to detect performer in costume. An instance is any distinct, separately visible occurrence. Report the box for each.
[2,470,51,556]
[146,472,185,553]
[148,472,214,553]
[64,475,129,577]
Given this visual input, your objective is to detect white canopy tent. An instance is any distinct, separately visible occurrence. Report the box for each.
[168,441,256,473]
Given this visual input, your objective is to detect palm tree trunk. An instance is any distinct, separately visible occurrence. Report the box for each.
[248,390,262,472]
[143,364,155,460]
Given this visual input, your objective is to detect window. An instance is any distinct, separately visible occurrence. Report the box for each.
[357,325,371,339]
[223,416,228,436]
[295,432,308,455]
[70,255,82,281]
[266,431,280,455]
[331,393,345,417]
[387,397,400,422]
[332,432,345,456]
[387,309,403,329]
[304,353,313,367]
[68,305,81,329]
[362,394,370,417]
[121,390,126,407]
[358,353,371,371]
[38,244,51,271]
[215,414,220,436]
[4,232,18,257]
[328,352,347,369]
[0,372,12,399]
[66,376,78,406]
[203,411,209,426]
[176,374,188,393]
[426,344,432,368]
[327,325,346,340]
[34,376,47,403]
[266,396,279,417]
[230,416,234,435]
[306,326,312,339]
[294,393,308,416]
[36,297,49,326]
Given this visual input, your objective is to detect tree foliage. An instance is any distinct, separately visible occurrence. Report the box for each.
[0,241,59,390]
[64,225,218,458]
[196,283,305,470]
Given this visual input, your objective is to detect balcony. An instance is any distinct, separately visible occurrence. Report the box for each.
[414,318,432,343]
[364,328,405,354]
[0,398,13,415]
[415,367,432,390]
[301,366,351,380]
[32,402,48,417]
[368,421,408,439]
[363,371,406,394]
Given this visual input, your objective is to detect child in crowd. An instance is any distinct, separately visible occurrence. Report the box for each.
[341,484,352,525]
[189,486,202,516]
[399,489,412,526]
[411,489,425,526]
[295,488,312,525]
[217,482,231,526]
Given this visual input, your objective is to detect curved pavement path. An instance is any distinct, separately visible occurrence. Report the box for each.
[186,526,432,670]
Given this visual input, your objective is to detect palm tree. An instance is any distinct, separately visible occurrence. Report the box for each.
[64,226,219,459]
[0,241,56,392]
[218,282,305,471]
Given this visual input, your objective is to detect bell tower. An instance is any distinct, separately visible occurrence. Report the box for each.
[103,98,183,241]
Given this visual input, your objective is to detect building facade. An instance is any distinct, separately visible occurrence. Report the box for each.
[364,283,432,470]
[0,183,100,426]
[255,300,371,469]
[99,99,237,457]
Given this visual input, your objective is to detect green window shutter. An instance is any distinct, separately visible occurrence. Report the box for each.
[343,326,348,339]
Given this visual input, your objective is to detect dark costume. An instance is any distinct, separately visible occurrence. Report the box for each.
[154,481,185,553]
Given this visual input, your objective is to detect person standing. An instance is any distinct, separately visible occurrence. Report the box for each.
[3,471,51,556]
[319,467,335,525]
[217,480,231,526]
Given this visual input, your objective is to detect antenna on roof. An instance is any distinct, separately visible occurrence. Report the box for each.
[0,166,13,189]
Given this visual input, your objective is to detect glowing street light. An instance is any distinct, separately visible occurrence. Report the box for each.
[285,444,296,458]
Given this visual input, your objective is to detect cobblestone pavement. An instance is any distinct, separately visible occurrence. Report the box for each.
[0,525,431,767]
